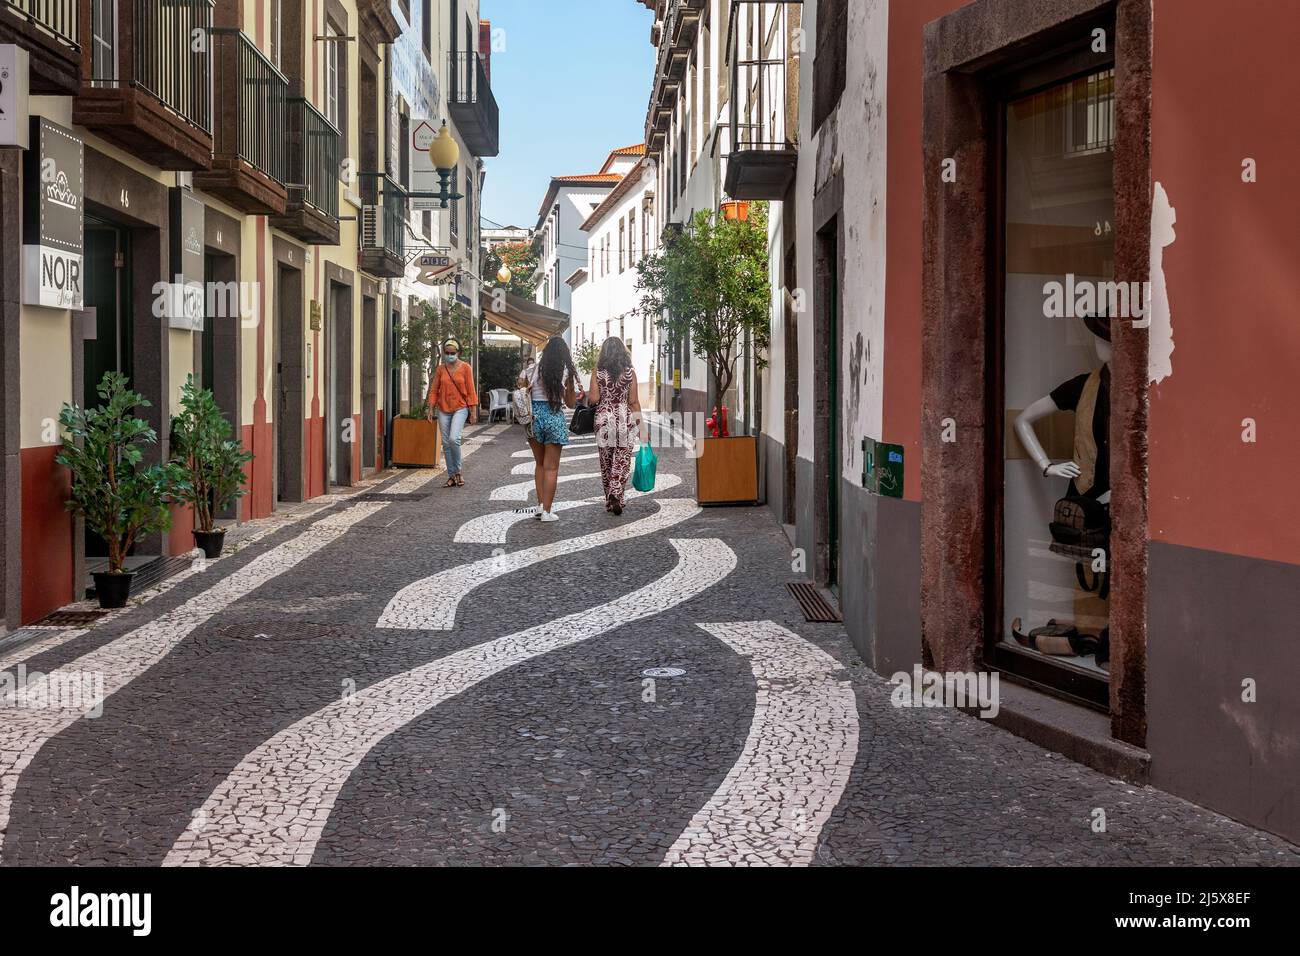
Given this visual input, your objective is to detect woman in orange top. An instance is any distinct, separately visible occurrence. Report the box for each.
[425,338,479,487]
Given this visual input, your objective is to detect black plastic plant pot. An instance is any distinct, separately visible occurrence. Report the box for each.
[93,572,134,609]
[193,528,227,560]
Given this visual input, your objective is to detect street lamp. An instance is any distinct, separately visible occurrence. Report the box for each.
[496,264,513,284]
[428,121,463,209]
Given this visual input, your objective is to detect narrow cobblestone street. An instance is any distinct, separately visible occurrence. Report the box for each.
[1,420,1296,867]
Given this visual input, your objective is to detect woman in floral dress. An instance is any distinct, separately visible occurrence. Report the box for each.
[587,337,646,515]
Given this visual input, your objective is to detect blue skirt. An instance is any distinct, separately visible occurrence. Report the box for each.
[530,400,570,446]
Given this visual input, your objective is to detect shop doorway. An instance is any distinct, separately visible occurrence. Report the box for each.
[326,281,353,487]
[275,264,304,502]
[816,222,841,593]
[361,295,378,474]
[387,307,401,463]
[82,217,133,563]
[783,243,799,526]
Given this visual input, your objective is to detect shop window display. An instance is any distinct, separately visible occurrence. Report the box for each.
[1001,68,1116,678]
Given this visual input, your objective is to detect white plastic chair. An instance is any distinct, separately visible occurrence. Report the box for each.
[488,388,512,422]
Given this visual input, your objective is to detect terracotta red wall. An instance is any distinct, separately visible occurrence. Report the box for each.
[1146,0,1300,565]
[167,502,195,556]
[883,0,970,502]
[20,446,72,624]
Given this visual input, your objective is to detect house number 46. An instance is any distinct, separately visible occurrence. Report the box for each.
[120,189,130,208]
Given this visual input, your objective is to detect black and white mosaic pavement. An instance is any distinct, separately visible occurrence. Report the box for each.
[1,421,1297,866]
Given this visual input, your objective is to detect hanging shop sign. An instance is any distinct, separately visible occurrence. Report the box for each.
[22,117,83,310]
[415,253,458,286]
[408,119,440,212]
[0,46,30,148]
[167,188,205,330]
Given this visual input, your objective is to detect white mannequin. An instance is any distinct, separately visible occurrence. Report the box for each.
[1014,336,1112,505]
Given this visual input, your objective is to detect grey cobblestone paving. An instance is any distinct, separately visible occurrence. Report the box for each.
[1,422,1297,865]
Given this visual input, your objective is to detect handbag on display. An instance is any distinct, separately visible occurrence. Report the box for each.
[1048,493,1109,560]
[512,365,535,427]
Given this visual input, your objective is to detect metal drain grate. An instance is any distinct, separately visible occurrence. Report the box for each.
[787,582,842,623]
[33,610,108,628]
[216,621,343,642]
[356,492,432,503]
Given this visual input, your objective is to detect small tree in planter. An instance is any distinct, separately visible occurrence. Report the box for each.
[635,204,771,411]
[395,299,477,405]
[170,375,254,559]
[56,372,182,608]
[636,205,771,505]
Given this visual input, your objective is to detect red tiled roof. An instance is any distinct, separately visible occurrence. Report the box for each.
[580,159,652,232]
[553,173,623,184]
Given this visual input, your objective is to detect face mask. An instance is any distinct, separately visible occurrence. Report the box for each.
[443,353,458,364]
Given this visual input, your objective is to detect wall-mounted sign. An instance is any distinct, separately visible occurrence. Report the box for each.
[0,46,30,148]
[309,300,323,331]
[863,438,905,499]
[167,187,205,330]
[22,117,83,310]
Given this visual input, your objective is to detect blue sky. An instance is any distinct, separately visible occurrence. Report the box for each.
[479,0,656,231]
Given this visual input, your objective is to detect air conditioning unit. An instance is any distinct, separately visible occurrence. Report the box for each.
[360,205,384,248]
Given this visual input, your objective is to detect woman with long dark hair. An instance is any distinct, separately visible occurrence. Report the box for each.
[587,336,645,515]
[518,336,580,521]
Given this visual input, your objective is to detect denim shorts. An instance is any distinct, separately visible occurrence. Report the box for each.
[530,400,570,446]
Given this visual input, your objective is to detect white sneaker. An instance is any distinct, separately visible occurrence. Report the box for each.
[539,511,559,523]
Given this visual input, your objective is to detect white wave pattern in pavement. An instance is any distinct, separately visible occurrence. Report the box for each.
[380,497,701,630]
[510,452,599,474]
[0,629,89,675]
[454,474,685,544]
[661,621,859,867]
[490,472,605,501]
[0,502,389,859]
[165,537,736,866]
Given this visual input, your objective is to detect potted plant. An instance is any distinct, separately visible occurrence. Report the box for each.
[391,300,473,467]
[636,204,771,504]
[171,375,254,559]
[575,338,599,376]
[391,401,442,467]
[56,372,182,608]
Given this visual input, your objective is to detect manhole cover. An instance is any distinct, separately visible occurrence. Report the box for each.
[34,610,108,628]
[642,667,686,678]
[216,621,343,642]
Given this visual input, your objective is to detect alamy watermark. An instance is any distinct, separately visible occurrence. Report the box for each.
[889,665,999,719]
[0,665,104,717]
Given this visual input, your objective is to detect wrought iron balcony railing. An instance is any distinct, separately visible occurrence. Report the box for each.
[4,0,78,45]
[73,0,214,168]
[447,51,499,157]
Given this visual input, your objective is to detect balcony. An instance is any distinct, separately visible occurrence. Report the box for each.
[357,173,406,278]
[192,30,288,215]
[0,0,80,94]
[269,97,340,245]
[723,2,797,201]
[73,0,214,170]
[447,52,499,157]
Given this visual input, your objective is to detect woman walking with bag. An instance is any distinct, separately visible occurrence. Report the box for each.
[519,336,580,521]
[426,338,478,487]
[587,337,646,515]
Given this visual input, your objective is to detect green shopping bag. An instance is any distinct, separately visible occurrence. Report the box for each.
[631,444,657,492]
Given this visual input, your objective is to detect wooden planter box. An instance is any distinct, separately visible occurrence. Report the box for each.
[391,417,442,468]
[695,436,759,505]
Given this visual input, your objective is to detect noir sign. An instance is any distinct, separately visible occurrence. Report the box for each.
[168,188,206,330]
[22,117,84,309]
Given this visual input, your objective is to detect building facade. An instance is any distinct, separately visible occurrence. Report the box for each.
[637,0,1300,844]
[531,170,622,327]
[569,145,658,406]
[0,0,497,629]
